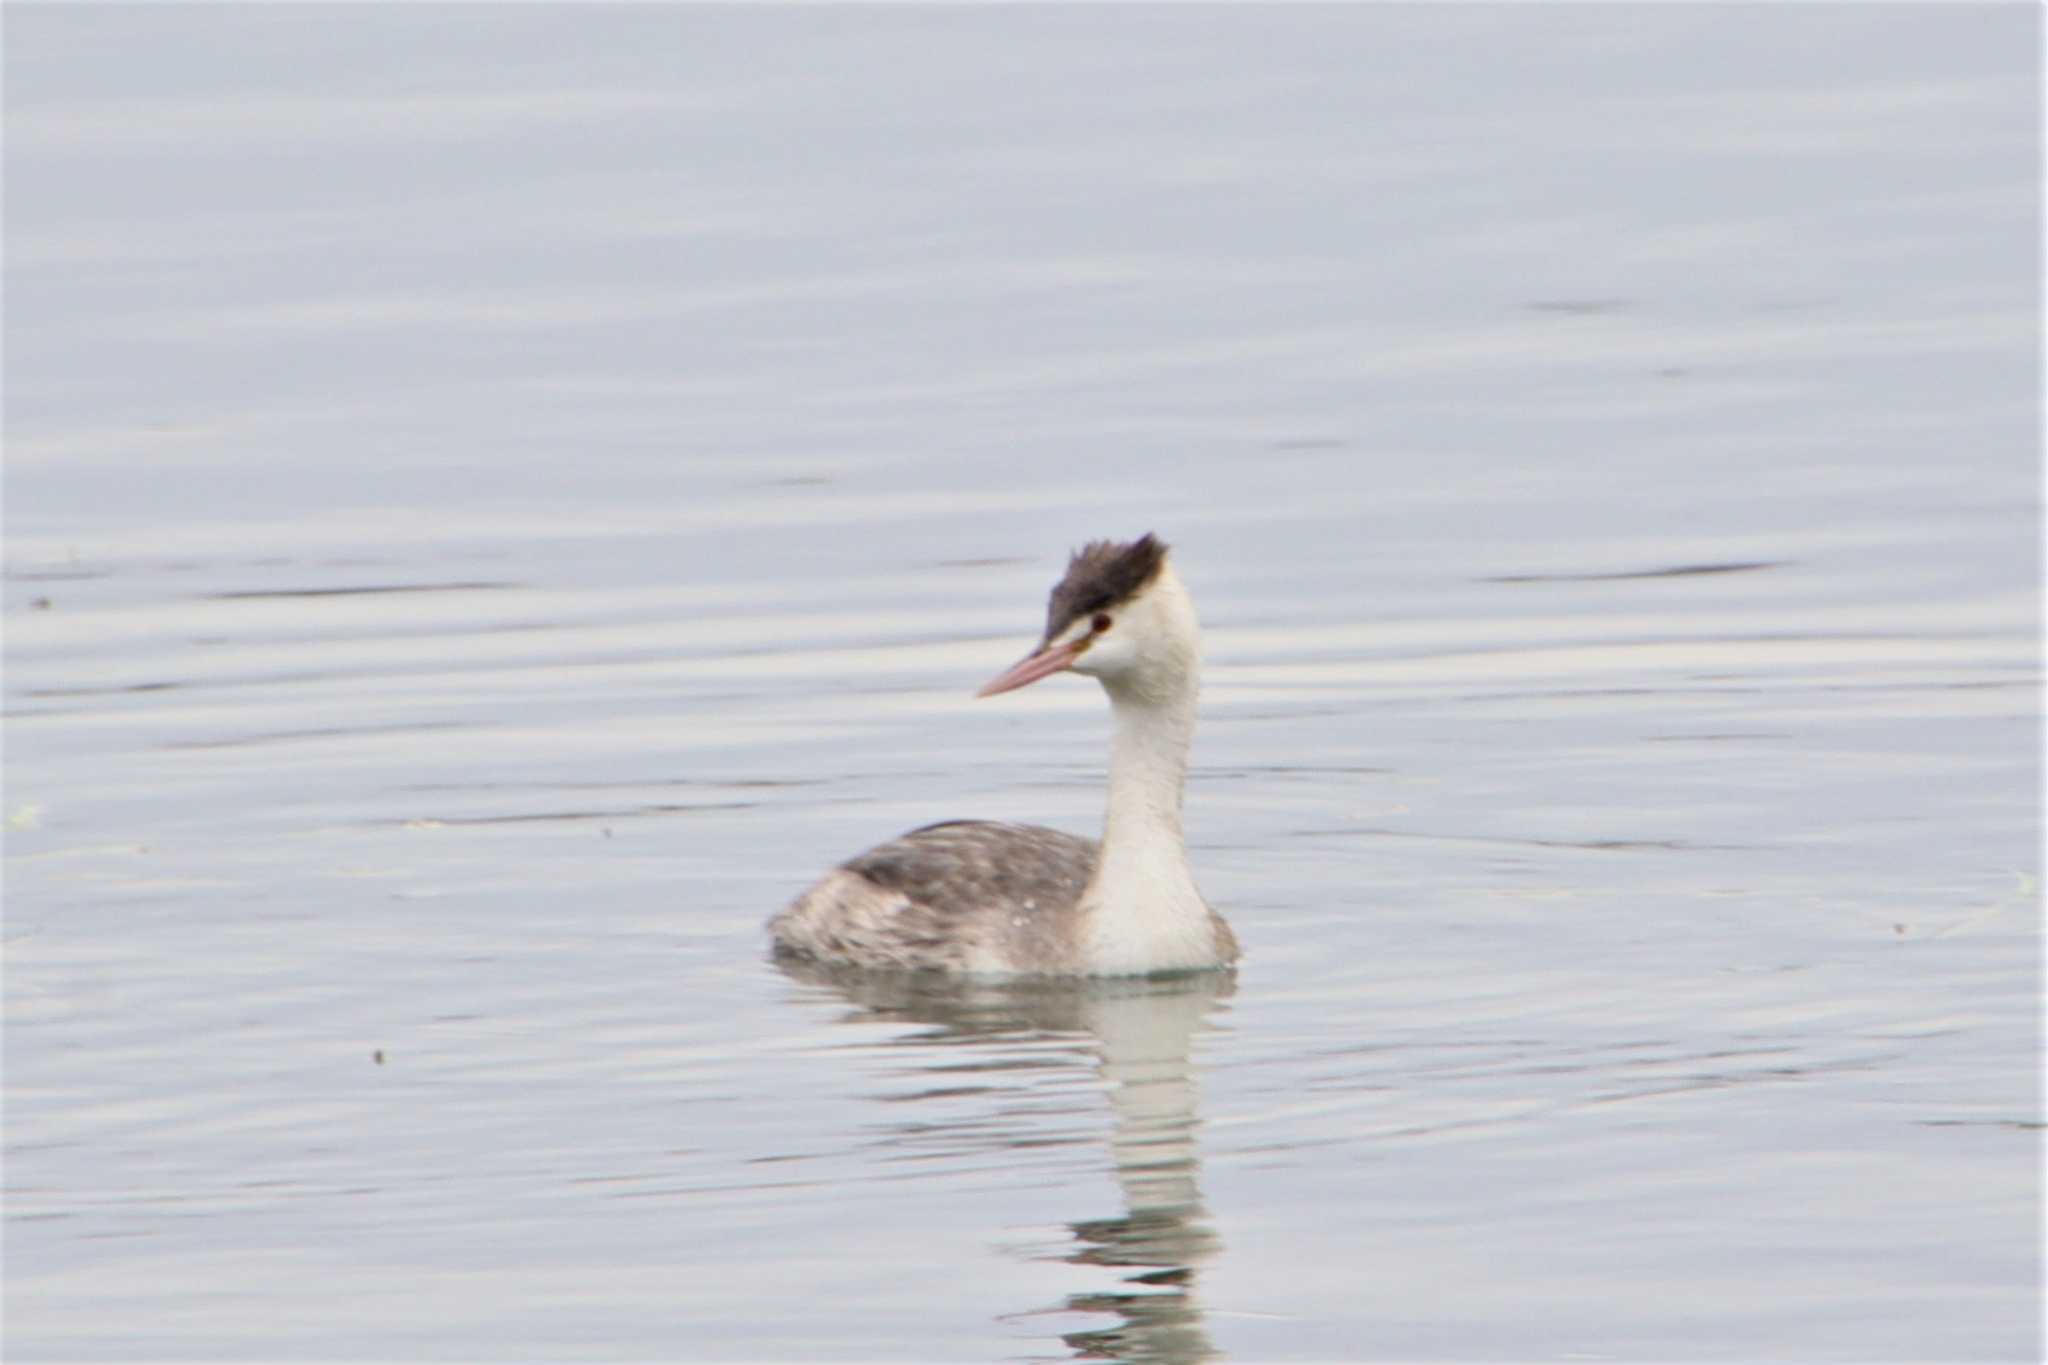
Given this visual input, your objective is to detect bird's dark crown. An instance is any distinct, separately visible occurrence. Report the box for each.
[1043,533,1168,642]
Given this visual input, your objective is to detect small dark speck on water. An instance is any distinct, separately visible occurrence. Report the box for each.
[31,597,52,610]
[372,1050,385,1066]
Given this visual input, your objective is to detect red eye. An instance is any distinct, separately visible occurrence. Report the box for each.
[1092,613,1112,633]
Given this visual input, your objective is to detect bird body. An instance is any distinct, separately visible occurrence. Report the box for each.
[770,535,1237,977]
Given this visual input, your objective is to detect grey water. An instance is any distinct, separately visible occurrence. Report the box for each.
[4,6,2040,1361]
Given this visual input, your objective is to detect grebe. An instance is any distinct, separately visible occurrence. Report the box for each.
[770,533,1238,977]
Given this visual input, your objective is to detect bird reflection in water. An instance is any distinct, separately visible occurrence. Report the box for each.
[775,960,1232,1365]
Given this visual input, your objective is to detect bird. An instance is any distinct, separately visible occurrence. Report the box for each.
[769,533,1238,977]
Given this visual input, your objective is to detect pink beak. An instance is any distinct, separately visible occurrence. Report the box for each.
[976,638,1085,698]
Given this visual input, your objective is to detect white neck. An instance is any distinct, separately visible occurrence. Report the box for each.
[1079,666,1218,974]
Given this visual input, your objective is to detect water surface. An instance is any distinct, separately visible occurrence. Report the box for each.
[5,7,2040,1361]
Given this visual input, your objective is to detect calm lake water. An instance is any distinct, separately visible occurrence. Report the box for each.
[5,7,2040,1362]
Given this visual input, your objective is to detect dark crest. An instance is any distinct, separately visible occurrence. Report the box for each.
[1043,533,1169,642]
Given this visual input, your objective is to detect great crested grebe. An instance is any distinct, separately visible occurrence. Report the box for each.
[770,533,1238,977]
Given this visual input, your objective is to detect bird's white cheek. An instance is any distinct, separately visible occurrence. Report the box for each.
[1074,638,1131,679]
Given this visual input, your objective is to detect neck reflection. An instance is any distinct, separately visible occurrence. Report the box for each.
[775,962,1232,1365]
